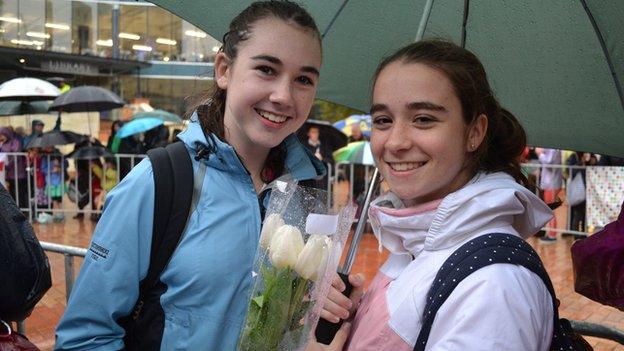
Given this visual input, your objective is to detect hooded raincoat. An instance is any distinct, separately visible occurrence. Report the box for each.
[0,127,26,180]
[54,116,324,350]
[346,172,555,351]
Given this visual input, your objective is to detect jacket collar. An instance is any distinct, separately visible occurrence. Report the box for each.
[177,112,325,182]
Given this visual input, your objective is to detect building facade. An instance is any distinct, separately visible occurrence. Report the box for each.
[0,0,216,115]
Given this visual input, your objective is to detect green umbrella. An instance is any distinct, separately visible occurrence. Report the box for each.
[131,109,184,124]
[333,141,375,165]
[149,0,624,156]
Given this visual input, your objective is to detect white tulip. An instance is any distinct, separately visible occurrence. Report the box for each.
[269,225,304,269]
[259,213,285,249]
[294,235,330,281]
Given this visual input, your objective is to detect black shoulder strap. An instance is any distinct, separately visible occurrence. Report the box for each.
[140,141,194,298]
[414,233,576,351]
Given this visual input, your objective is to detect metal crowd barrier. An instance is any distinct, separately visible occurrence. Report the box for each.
[331,162,624,236]
[3,150,623,238]
[16,241,87,335]
[0,152,146,222]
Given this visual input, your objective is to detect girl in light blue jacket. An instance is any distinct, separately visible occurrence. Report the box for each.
[55,2,325,350]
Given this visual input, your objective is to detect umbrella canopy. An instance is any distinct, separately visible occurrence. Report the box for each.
[68,146,113,160]
[49,86,125,112]
[332,141,375,165]
[116,117,164,139]
[149,0,624,156]
[0,101,52,116]
[26,130,86,149]
[296,119,348,152]
[131,109,183,124]
[333,115,371,138]
[0,78,61,101]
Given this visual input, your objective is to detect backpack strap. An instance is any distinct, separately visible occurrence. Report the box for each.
[135,141,194,314]
[413,233,577,351]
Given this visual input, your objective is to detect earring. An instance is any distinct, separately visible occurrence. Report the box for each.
[470,143,475,151]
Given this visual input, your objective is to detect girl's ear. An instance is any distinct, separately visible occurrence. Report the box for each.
[214,52,231,90]
[467,114,488,151]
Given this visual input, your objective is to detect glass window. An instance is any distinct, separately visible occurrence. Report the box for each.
[147,6,180,62]
[45,0,72,53]
[20,0,45,50]
[96,2,112,58]
[71,1,98,55]
[0,1,20,46]
[119,4,148,61]
[180,22,220,62]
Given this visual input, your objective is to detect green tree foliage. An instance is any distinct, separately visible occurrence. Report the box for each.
[309,99,363,123]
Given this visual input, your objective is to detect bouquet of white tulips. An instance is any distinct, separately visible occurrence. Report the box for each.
[238,179,356,351]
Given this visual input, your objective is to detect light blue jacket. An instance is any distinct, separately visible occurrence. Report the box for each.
[54,117,324,350]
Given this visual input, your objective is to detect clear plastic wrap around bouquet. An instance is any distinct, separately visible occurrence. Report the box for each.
[238,179,356,351]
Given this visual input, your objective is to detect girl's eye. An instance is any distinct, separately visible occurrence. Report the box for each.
[296,75,314,86]
[413,115,435,125]
[372,115,392,128]
[257,65,275,75]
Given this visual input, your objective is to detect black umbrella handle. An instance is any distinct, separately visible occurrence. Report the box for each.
[314,272,353,345]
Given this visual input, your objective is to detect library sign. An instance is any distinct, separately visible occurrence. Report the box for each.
[41,60,99,76]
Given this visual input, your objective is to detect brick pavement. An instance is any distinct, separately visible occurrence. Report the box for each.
[21,183,624,351]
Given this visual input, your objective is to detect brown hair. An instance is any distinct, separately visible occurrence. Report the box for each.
[372,39,528,185]
[187,1,321,182]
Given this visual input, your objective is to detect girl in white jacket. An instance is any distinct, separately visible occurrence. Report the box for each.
[312,40,556,351]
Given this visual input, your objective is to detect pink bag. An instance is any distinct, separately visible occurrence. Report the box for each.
[571,201,624,311]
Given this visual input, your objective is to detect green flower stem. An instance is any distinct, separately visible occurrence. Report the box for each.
[240,266,313,350]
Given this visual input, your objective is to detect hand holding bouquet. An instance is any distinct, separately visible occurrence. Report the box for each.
[239,181,355,351]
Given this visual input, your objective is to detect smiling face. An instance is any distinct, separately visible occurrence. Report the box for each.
[215,16,321,154]
[371,61,486,206]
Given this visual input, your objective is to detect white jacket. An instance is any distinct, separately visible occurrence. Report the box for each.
[346,172,555,351]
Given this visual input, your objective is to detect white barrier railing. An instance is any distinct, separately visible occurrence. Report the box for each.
[3,149,622,237]
[0,152,146,222]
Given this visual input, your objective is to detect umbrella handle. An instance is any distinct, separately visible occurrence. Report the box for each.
[340,167,381,274]
[314,169,380,344]
[314,272,353,345]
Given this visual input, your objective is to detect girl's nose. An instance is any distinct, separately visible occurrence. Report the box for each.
[384,124,412,153]
[269,79,294,107]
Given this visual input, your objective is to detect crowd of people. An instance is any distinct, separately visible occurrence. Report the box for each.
[0,118,177,223]
[519,147,624,242]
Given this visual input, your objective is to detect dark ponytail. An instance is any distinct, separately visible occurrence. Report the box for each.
[373,40,528,185]
[186,0,320,182]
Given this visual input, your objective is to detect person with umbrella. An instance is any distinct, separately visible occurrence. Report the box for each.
[313,40,566,351]
[70,137,104,220]
[55,2,328,350]
[22,120,45,152]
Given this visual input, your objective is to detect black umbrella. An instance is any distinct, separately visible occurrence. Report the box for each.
[0,101,52,116]
[26,130,87,149]
[68,146,112,160]
[49,86,125,113]
[296,119,348,152]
